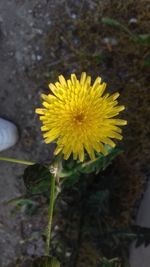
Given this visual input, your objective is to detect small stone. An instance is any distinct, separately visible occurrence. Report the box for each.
[19,239,25,244]
[35,46,40,51]
[28,10,33,14]
[71,13,77,19]
[35,29,43,35]
[36,55,42,61]
[31,54,36,61]
[47,20,52,25]
[28,94,32,100]
[129,18,137,24]
[65,252,71,258]
[29,22,34,27]
[102,37,118,46]
[8,51,14,56]
[54,225,59,231]
[28,223,32,229]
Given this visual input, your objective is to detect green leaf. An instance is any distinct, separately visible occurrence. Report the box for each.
[23,164,51,195]
[62,147,122,177]
[101,17,133,37]
[101,225,150,248]
[80,147,123,174]
[132,225,150,248]
[31,256,60,267]
[50,258,61,267]
[100,257,121,267]
[63,173,81,188]
[62,147,122,188]
[101,17,150,46]
[136,34,150,45]
[9,198,38,215]
[10,198,35,206]
[144,54,150,67]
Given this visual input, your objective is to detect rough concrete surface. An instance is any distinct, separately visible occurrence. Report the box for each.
[0,0,55,265]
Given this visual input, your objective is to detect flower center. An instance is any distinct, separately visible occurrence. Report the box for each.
[73,112,85,124]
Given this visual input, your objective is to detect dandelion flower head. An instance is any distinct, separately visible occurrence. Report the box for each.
[36,73,127,162]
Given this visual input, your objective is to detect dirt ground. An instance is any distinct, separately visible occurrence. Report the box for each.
[0,0,150,266]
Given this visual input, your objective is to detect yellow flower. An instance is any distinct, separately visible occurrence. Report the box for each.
[36,73,127,162]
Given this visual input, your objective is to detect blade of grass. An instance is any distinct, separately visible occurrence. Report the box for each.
[0,156,35,165]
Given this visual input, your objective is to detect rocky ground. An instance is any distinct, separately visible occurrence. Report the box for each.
[0,0,149,266]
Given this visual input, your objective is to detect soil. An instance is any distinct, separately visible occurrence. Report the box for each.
[0,0,149,266]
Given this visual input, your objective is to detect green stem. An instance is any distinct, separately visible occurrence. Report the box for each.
[0,156,35,165]
[45,173,56,256]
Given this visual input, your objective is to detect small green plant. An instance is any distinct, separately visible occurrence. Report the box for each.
[100,257,121,267]
[101,17,150,46]
[0,73,127,267]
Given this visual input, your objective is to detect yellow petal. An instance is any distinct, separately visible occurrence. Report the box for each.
[80,72,87,85]
[92,77,101,90]
[58,75,67,86]
[35,108,45,115]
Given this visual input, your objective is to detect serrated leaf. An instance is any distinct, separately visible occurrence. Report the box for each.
[80,147,123,174]
[61,147,122,188]
[23,164,51,195]
[132,225,150,247]
[102,225,150,248]
[61,147,122,181]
